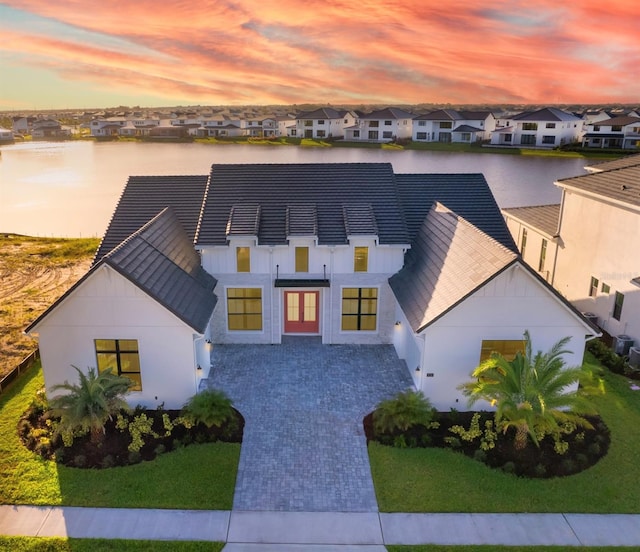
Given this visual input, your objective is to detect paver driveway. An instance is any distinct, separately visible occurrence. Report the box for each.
[202,337,414,512]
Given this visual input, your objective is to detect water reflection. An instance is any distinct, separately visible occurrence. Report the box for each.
[0,141,587,237]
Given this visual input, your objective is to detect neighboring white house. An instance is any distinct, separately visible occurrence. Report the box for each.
[581,115,640,150]
[503,154,640,355]
[490,107,583,148]
[0,127,13,142]
[345,108,414,142]
[294,108,356,139]
[412,109,496,143]
[27,164,597,410]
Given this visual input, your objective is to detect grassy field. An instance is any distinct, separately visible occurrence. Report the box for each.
[0,234,99,379]
[0,365,240,509]
[370,353,640,513]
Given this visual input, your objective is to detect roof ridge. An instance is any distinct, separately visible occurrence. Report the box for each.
[432,201,518,259]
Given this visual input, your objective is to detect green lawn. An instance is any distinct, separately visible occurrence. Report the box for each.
[387,547,629,552]
[0,537,224,551]
[0,365,240,509]
[371,353,640,513]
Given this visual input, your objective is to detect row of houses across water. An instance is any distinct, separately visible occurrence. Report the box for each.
[4,106,640,149]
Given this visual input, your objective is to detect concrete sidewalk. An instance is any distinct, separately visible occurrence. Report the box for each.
[3,506,640,548]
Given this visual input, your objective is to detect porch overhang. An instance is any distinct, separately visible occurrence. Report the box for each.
[274,278,330,288]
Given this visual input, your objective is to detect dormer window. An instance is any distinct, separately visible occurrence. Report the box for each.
[354,247,368,272]
[237,247,250,272]
[295,247,309,273]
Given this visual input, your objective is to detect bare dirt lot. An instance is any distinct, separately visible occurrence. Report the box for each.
[0,234,100,379]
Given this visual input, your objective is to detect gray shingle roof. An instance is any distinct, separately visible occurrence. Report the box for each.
[226,204,261,237]
[395,173,518,252]
[104,208,217,333]
[343,204,379,236]
[557,166,640,209]
[585,153,640,172]
[414,109,461,121]
[27,208,217,335]
[390,203,518,332]
[453,124,483,133]
[360,107,414,120]
[286,204,318,237]
[513,107,581,122]
[296,107,345,120]
[94,175,208,263]
[501,204,561,237]
[197,163,410,246]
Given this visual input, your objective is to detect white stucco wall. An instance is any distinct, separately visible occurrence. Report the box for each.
[554,190,640,342]
[504,216,559,284]
[415,264,593,411]
[200,240,406,345]
[32,266,203,409]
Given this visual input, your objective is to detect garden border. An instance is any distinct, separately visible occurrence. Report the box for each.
[0,349,39,395]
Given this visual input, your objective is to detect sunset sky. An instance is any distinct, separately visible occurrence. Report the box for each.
[1,0,638,110]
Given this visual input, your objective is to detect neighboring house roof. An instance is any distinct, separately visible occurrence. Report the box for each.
[452,124,483,133]
[197,163,410,246]
[585,153,640,172]
[591,116,640,127]
[27,208,217,335]
[414,109,461,121]
[390,203,518,332]
[513,107,581,122]
[395,173,518,253]
[556,166,640,209]
[94,175,209,262]
[296,107,345,120]
[501,204,561,238]
[360,107,414,120]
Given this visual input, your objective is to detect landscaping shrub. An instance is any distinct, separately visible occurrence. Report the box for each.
[182,389,234,429]
[373,390,435,435]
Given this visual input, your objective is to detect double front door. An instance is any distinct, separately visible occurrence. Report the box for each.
[284,291,319,333]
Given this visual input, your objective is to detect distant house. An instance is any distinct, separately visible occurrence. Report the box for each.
[582,115,640,149]
[27,164,596,410]
[345,108,414,142]
[118,118,161,137]
[295,108,356,139]
[90,117,127,137]
[0,127,14,142]
[31,119,70,139]
[412,110,496,143]
[503,154,640,354]
[490,107,583,148]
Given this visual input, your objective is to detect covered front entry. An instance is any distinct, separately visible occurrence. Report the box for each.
[284,290,319,333]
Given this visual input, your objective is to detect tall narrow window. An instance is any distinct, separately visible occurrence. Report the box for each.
[613,292,624,321]
[354,247,368,272]
[601,282,610,294]
[295,247,309,273]
[227,288,262,330]
[520,228,527,256]
[341,288,377,331]
[236,247,250,272]
[538,239,547,272]
[589,276,599,298]
[95,339,141,391]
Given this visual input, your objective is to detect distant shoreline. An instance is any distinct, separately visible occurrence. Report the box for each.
[2,135,625,159]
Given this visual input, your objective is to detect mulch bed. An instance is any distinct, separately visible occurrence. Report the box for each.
[364,410,610,478]
[18,404,244,469]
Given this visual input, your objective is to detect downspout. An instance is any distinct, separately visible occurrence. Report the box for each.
[550,188,566,287]
[329,247,335,344]
[269,248,275,344]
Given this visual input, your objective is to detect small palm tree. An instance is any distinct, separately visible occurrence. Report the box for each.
[373,389,435,435]
[49,366,131,444]
[182,389,234,428]
[460,331,597,450]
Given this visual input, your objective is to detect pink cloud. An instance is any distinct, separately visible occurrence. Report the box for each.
[1,0,638,106]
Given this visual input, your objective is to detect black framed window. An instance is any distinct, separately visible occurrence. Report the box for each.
[95,339,141,391]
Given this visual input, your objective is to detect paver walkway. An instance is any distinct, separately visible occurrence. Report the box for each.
[201,337,413,512]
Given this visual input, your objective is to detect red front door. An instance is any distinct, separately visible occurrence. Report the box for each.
[284,291,319,333]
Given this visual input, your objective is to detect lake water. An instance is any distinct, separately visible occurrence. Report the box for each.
[0,141,588,237]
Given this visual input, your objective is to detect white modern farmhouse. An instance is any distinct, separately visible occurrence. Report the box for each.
[27,163,597,410]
